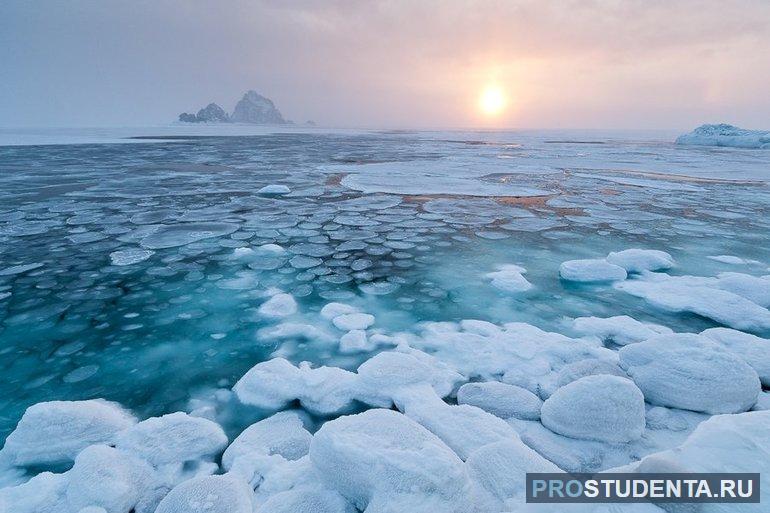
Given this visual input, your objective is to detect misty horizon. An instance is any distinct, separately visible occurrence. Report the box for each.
[2,1,770,130]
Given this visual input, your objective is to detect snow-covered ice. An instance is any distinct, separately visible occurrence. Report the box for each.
[619,334,760,414]
[676,124,770,149]
[1,128,769,511]
[540,375,646,443]
[559,259,628,282]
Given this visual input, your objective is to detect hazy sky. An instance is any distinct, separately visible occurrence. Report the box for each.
[2,0,769,129]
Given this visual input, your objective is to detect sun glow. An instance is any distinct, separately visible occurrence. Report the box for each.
[479,85,507,116]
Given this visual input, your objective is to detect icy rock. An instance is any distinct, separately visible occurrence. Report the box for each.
[154,474,254,513]
[619,334,760,414]
[485,264,533,293]
[541,375,645,443]
[616,273,770,332]
[456,381,542,420]
[605,249,674,273]
[0,471,68,513]
[555,359,627,387]
[675,123,770,149]
[572,315,672,346]
[109,249,154,266]
[466,439,560,510]
[332,312,374,331]
[222,410,312,471]
[65,444,158,513]
[355,349,463,407]
[309,409,473,513]
[0,399,136,467]
[258,184,291,195]
[233,358,358,415]
[399,386,520,460]
[700,328,770,386]
[258,293,298,318]
[559,259,627,282]
[114,412,227,467]
[320,302,358,319]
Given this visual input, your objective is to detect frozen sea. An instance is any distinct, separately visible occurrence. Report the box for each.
[0,126,769,512]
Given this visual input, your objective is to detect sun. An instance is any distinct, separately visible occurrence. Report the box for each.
[479,85,507,116]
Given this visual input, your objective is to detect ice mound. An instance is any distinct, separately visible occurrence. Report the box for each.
[571,315,672,346]
[154,474,254,513]
[616,272,770,332]
[555,359,628,387]
[619,334,760,414]
[399,386,520,459]
[701,328,770,386]
[485,264,533,293]
[0,471,69,513]
[259,487,356,513]
[355,349,464,407]
[114,412,227,468]
[456,381,542,420]
[618,410,770,510]
[222,410,312,471]
[258,293,298,318]
[233,358,358,415]
[605,248,674,273]
[0,399,136,467]
[466,439,560,511]
[676,124,770,149]
[257,184,291,195]
[559,259,627,282]
[411,321,616,399]
[65,444,159,513]
[309,409,473,513]
[540,375,645,443]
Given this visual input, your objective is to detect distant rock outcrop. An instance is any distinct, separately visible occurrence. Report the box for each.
[230,90,286,124]
[178,91,288,125]
[197,103,230,123]
[178,103,229,123]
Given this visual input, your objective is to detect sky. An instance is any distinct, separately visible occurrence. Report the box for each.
[1,0,769,130]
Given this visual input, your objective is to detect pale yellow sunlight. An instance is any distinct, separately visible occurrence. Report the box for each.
[478,85,507,116]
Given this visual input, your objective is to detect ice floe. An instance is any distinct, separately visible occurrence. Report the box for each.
[540,375,645,443]
[619,334,760,414]
[616,272,770,332]
[676,123,770,149]
[456,381,542,420]
[484,264,533,293]
[0,400,136,467]
[559,259,627,282]
[108,248,154,266]
[257,293,298,318]
[309,409,473,513]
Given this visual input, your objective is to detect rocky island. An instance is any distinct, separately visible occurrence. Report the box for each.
[178,90,287,124]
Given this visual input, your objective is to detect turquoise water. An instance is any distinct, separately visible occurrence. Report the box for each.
[1,131,768,439]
